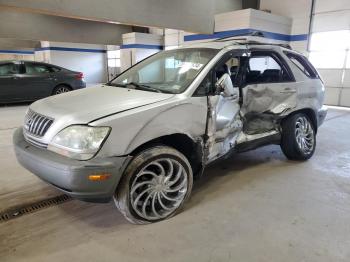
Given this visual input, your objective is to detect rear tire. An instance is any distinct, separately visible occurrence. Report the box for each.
[52,85,71,95]
[114,146,193,224]
[281,113,316,160]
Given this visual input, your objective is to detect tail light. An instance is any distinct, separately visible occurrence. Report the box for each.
[75,72,84,80]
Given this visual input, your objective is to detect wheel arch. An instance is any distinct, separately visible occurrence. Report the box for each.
[52,83,72,94]
[283,108,318,133]
[129,133,205,178]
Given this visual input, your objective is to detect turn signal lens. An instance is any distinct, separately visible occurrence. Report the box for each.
[88,174,111,181]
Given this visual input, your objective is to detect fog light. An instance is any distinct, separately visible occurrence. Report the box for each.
[88,174,111,181]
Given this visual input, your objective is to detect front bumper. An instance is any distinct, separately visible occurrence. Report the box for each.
[317,105,328,127]
[13,128,130,202]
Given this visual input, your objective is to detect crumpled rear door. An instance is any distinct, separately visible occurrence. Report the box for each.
[240,51,297,135]
[241,82,297,134]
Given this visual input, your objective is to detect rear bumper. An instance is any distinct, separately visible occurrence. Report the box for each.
[13,128,130,202]
[317,105,328,127]
[74,80,86,89]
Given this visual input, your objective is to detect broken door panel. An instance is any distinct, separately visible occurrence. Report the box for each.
[206,78,242,162]
[241,82,297,134]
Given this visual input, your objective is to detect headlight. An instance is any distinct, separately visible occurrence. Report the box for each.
[47,125,111,160]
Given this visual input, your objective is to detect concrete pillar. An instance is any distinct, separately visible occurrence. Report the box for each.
[120,33,163,72]
[164,29,184,50]
[183,9,293,48]
[260,0,312,53]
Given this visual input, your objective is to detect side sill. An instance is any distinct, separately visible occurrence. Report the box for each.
[234,133,281,153]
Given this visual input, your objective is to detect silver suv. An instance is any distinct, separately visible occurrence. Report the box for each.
[14,39,327,224]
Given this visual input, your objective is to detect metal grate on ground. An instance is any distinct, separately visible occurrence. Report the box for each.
[0,194,72,223]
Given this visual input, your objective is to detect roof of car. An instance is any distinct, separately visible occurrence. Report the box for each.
[179,36,295,53]
[0,60,69,69]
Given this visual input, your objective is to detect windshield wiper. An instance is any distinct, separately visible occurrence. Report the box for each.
[127,82,162,93]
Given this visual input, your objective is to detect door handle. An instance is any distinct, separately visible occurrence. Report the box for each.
[280,88,296,94]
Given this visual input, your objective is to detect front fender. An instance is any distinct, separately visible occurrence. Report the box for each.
[91,96,207,157]
[126,98,207,153]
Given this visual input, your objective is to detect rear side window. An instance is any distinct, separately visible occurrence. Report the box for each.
[245,53,292,84]
[50,66,61,72]
[25,63,51,74]
[284,52,318,79]
[0,63,20,76]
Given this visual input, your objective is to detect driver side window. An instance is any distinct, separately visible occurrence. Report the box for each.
[215,57,240,85]
[193,55,241,96]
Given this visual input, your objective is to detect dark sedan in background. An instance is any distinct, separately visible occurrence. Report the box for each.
[0,60,86,103]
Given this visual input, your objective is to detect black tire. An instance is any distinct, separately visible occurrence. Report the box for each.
[114,146,193,224]
[281,113,316,160]
[52,85,72,95]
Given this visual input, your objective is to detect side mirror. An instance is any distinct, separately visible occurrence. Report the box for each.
[215,73,236,97]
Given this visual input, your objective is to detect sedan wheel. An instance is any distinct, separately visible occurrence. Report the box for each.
[53,85,71,95]
[114,146,193,224]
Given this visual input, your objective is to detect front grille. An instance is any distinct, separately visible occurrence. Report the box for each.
[24,109,54,137]
[23,133,48,148]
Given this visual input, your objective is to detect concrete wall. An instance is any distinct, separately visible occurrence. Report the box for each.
[0,39,38,61]
[0,0,242,34]
[0,9,131,45]
[0,40,108,84]
[0,53,34,61]
[37,42,108,84]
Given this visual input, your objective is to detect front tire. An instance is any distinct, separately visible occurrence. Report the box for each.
[114,146,193,224]
[281,113,316,160]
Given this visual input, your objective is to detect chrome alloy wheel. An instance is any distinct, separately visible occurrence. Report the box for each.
[55,86,70,94]
[295,116,315,155]
[130,158,188,221]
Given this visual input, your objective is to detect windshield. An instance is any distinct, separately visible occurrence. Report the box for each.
[110,48,218,94]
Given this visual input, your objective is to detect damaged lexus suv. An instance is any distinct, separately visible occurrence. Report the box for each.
[14,39,327,224]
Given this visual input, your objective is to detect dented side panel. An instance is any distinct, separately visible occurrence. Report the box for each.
[240,82,297,135]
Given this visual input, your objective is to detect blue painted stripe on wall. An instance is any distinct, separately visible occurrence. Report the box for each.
[35,47,107,53]
[120,44,163,50]
[0,49,34,54]
[289,34,308,41]
[184,28,308,42]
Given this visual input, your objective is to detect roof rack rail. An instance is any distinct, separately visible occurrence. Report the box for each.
[216,31,265,41]
[238,41,292,50]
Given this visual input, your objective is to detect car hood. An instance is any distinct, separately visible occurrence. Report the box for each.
[30,85,174,123]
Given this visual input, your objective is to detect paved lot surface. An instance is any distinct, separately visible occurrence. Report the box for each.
[1,105,350,262]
